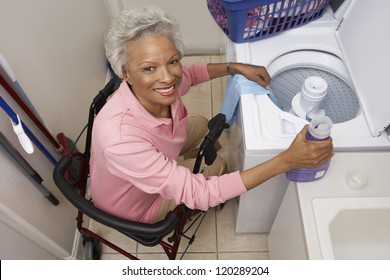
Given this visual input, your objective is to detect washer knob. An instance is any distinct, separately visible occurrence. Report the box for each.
[346,172,367,190]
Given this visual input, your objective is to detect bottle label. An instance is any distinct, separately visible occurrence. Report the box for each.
[315,170,326,179]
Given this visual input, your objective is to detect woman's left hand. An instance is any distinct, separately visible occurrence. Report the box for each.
[233,63,271,89]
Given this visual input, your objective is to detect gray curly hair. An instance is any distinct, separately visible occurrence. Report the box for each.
[105,7,184,79]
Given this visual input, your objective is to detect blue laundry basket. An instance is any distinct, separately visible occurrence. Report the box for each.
[207,0,330,43]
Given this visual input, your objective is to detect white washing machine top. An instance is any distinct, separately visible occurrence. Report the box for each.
[233,0,390,154]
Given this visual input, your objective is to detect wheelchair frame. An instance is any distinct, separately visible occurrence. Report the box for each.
[53,75,229,260]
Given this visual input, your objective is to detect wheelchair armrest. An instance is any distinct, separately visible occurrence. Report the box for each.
[53,157,179,238]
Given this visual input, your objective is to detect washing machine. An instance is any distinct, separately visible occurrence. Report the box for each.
[227,0,390,233]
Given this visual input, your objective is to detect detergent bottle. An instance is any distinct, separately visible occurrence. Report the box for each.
[286,115,333,182]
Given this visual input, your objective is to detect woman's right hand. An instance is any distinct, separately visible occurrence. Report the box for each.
[240,124,334,191]
[282,125,334,170]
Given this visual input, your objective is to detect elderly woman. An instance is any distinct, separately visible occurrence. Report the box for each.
[90,7,333,223]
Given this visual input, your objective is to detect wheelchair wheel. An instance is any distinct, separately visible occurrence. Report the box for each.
[83,236,101,260]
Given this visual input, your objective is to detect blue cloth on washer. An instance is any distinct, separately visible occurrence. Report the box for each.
[220,74,279,126]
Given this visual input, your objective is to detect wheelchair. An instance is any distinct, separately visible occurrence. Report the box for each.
[53,75,229,260]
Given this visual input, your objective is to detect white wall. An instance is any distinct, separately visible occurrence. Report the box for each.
[105,0,227,54]
[0,0,110,259]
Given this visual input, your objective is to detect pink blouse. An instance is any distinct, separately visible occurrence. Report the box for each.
[90,64,246,223]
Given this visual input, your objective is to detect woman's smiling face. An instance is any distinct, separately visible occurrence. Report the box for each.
[123,35,183,118]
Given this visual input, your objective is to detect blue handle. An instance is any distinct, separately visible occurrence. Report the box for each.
[0,96,57,165]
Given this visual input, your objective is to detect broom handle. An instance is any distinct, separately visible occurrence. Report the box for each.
[0,72,63,153]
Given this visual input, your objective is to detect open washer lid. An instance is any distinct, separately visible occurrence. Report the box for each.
[336,0,390,136]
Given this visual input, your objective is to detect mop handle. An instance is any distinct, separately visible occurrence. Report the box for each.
[0,72,64,153]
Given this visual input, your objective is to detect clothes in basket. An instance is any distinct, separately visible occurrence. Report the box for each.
[211,0,328,40]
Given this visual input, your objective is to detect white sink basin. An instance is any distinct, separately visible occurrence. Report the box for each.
[312,197,390,259]
[269,153,390,260]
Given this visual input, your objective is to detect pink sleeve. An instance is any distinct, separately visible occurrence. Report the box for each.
[104,136,247,211]
[179,64,211,97]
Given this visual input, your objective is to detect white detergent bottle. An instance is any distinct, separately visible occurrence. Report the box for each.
[286,115,333,182]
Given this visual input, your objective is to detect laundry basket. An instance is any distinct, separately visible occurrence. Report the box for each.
[207,0,330,43]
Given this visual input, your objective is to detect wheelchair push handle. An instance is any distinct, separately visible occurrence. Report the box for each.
[194,114,229,173]
[205,113,230,144]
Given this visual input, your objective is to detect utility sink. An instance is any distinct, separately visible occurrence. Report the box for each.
[312,197,390,259]
[268,153,390,260]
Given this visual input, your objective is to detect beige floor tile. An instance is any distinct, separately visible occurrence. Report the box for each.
[88,219,137,254]
[216,200,269,253]
[181,55,227,118]
[218,252,269,260]
[210,55,227,116]
[181,56,213,119]
[101,253,133,260]
[217,130,238,173]
[101,251,218,261]
[178,208,217,253]
[181,55,210,65]
[136,253,173,260]
[182,80,213,118]
[137,252,218,260]
[180,252,218,260]
[222,123,245,172]
[137,208,217,254]
[101,252,218,260]
[136,240,164,254]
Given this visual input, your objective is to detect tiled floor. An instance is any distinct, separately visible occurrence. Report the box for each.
[89,55,269,260]
[90,200,269,260]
